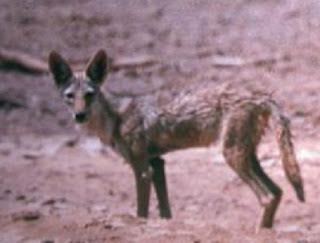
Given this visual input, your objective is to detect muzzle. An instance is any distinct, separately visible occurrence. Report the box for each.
[74,111,88,123]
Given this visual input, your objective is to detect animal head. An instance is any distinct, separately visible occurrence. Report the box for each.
[48,50,109,123]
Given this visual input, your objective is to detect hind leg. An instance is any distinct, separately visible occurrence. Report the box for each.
[249,152,282,229]
[223,107,282,230]
[223,147,282,229]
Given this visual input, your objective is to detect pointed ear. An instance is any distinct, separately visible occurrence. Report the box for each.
[86,50,109,86]
[48,51,73,88]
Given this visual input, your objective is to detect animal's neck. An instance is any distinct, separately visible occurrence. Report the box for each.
[85,91,120,145]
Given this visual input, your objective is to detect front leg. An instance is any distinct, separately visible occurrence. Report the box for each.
[132,161,152,218]
[149,157,172,218]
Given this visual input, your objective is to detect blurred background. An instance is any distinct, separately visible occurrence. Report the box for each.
[0,0,320,242]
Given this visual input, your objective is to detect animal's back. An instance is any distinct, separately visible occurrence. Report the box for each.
[117,82,273,156]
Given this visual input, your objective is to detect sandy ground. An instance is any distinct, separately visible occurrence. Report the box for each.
[1,136,320,242]
[1,0,320,242]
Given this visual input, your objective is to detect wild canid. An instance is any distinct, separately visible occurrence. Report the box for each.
[48,50,304,230]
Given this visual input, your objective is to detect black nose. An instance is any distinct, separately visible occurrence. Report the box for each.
[74,112,87,123]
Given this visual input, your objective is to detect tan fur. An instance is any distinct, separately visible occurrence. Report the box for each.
[48,50,304,230]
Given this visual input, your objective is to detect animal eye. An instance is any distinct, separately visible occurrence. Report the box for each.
[66,93,74,99]
[85,92,95,102]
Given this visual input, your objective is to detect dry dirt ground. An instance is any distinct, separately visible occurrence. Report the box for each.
[1,0,320,242]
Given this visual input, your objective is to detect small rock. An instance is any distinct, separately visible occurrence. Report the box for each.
[104,223,113,229]
[108,190,114,196]
[42,197,66,206]
[4,189,11,194]
[12,210,41,221]
[15,194,26,201]
[23,153,41,160]
[42,198,56,205]
[42,240,54,243]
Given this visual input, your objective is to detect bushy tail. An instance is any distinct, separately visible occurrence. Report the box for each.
[267,100,305,202]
